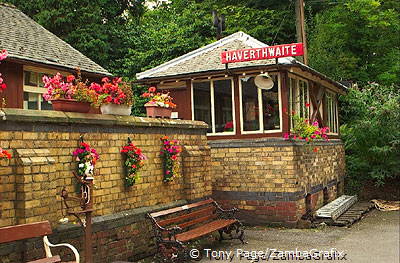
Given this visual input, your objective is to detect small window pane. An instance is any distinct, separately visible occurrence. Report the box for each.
[262,75,280,130]
[24,71,38,87]
[241,76,260,131]
[214,79,233,133]
[193,82,212,133]
[38,73,45,87]
[23,92,39,110]
[40,97,53,110]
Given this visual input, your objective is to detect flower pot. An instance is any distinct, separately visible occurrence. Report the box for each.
[51,99,91,113]
[145,106,172,118]
[100,103,132,115]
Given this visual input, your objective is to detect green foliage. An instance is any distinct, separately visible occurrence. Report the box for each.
[340,83,400,192]
[4,0,145,74]
[308,0,400,85]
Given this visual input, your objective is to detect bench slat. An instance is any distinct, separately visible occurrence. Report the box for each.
[27,255,61,263]
[158,206,216,227]
[150,199,214,218]
[178,214,217,229]
[175,219,237,242]
[0,221,52,243]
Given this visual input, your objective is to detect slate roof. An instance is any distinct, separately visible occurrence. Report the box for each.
[136,31,296,80]
[0,3,110,76]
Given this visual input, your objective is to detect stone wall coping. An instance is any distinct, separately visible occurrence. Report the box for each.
[0,108,208,130]
[54,199,188,234]
[208,137,343,148]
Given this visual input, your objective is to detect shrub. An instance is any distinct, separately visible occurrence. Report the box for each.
[340,83,400,193]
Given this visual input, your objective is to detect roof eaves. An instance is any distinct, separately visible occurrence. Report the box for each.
[292,61,347,92]
[7,55,112,76]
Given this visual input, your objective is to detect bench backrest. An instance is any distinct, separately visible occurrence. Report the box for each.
[0,221,53,244]
[149,199,218,231]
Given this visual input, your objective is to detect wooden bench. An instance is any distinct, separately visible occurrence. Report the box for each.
[147,198,244,262]
[0,221,80,263]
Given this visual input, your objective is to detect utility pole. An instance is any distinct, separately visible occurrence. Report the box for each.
[295,0,308,65]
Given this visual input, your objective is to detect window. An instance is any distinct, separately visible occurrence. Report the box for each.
[23,68,53,110]
[239,74,281,133]
[325,91,339,134]
[192,78,234,134]
[193,82,212,133]
[288,77,310,129]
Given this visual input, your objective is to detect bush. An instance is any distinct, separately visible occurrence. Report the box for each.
[339,83,400,193]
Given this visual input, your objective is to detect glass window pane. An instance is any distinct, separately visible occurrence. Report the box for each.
[262,75,280,130]
[193,82,212,133]
[38,73,45,87]
[214,79,233,133]
[241,76,260,131]
[23,92,39,110]
[24,71,38,87]
[40,96,53,110]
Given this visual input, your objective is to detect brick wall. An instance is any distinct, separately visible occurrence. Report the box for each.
[210,138,345,226]
[0,109,211,262]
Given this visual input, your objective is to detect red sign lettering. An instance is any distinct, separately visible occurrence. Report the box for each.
[221,43,304,64]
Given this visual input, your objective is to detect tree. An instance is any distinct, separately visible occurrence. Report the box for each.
[308,0,400,85]
[5,0,145,74]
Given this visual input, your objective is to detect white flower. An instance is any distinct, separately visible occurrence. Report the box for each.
[78,163,85,168]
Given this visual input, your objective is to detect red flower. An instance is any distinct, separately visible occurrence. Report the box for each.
[0,83,6,91]
[313,147,319,152]
[101,77,109,83]
[149,86,156,93]
[305,103,310,107]
[224,121,233,129]
[67,75,75,82]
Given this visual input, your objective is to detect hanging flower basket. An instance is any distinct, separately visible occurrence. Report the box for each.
[51,99,91,113]
[145,105,172,118]
[160,136,181,182]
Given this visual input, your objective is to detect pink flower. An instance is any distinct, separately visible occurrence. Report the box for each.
[283,133,290,140]
[0,49,8,61]
[166,170,171,175]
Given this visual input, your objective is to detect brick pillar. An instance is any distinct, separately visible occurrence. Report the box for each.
[15,149,56,224]
[0,155,15,227]
[181,145,212,201]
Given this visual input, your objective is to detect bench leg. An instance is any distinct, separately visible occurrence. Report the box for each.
[155,241,189,263]
[218,223,245,244]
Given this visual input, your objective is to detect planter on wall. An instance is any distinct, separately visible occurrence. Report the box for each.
[51,99,91,113]
[100,103,132,116]
[145,106,172,118]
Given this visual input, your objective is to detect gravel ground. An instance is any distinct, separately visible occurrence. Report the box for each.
[138,210,399,263]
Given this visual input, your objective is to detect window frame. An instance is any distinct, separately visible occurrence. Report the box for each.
[325,90,339,135]
[288,74,312,130]
[191,77,236,136]
[238,73,282,135]
[22,66,69,110]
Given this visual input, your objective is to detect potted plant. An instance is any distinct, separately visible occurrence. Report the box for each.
[42,70,96,113]
[142,87,176,118]
[283,113,329,152]
[91,77,133,115]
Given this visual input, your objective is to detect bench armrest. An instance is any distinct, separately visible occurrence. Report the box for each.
[213,201,239,219]
[147,214,183,241]
[43,236,80,263]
